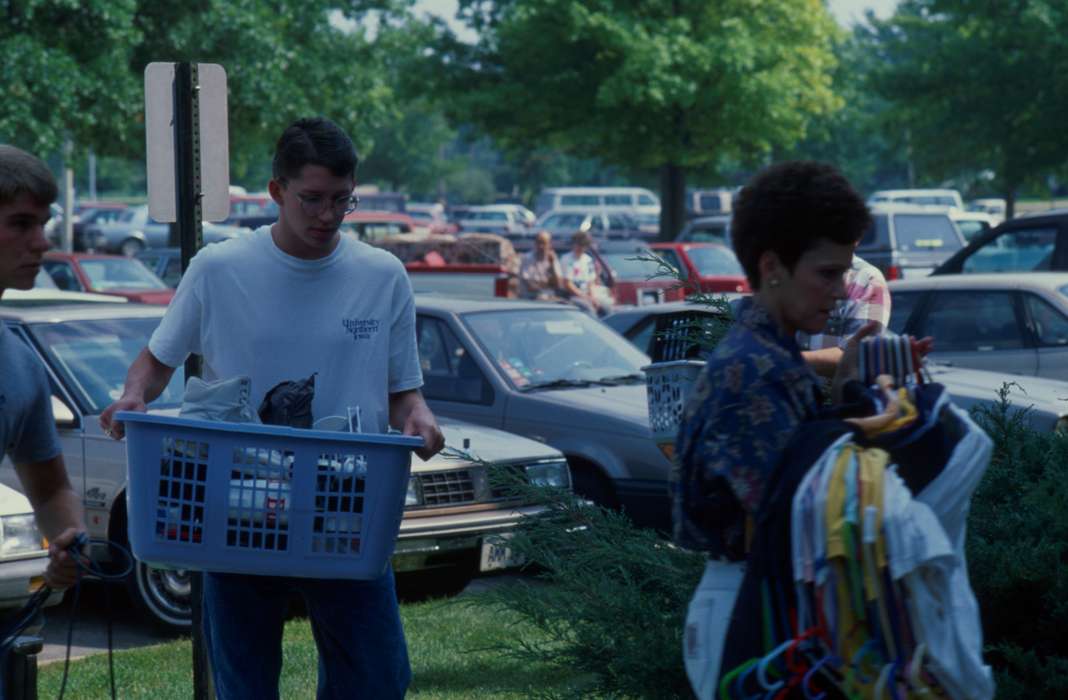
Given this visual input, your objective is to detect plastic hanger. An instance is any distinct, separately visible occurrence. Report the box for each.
[801,654,842,700]
[755,638,793,692]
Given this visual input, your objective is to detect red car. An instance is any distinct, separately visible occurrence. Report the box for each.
[649,242,750,294]
[591,240,686,306]
[41,252,175,305]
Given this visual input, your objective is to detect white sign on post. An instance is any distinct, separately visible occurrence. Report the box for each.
[144,62,231,222]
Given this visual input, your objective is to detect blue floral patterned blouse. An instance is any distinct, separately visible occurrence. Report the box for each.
[673,298,823,558]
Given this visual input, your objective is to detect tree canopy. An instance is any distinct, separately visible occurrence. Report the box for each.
[868,0,1068,215]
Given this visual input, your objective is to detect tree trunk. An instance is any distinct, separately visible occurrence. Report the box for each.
[659,163,685,242]
[1004,187,1016,220]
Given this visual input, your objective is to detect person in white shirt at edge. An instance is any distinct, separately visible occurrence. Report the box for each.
[0,145,88,600]
[100,117,444,700]
[559,230,613,316]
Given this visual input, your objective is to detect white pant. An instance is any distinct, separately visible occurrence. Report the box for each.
[683,559,745,700]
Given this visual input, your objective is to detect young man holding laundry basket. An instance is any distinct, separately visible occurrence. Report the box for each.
[101,117,444,699]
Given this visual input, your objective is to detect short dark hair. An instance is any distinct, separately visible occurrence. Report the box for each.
[570,230,592,248]
[272,117,358,182]
[731,161,871,287]
[0,145,58,207]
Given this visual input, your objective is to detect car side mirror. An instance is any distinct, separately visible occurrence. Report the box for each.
[51,396,77,428]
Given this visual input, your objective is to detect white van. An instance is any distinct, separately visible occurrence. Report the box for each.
[867,189,965,211]
[534,187,660,216]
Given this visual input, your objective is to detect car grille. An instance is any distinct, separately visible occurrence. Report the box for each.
[418,470,477,506]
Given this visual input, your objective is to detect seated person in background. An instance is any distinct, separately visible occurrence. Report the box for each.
[519,230,567,301]
[560,230,613,316]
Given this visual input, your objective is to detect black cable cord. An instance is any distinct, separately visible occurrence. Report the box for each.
[0,535,134,700]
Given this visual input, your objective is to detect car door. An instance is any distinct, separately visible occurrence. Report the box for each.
[911,289,1037,375]
[415,314,504,428]
[1020,291,1068,381]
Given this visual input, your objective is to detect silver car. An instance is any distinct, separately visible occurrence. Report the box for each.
[0,297,571,629]
[890,272,1068,381]
[414,295,672,529]
[84,204,245,257]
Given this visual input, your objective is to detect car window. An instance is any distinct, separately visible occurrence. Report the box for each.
[888,290,923,334]
[682,222,729,244]
[416,316,492,404]
[637,194,657,206]
[653,249,683,276]
[860,214,890,247]
[463,308,648,389]
[961,227,1058,274]
[892,214,962,252]
[43,261,84,291]
[607,215,629,231]
[955,219,989,242]
[544,213,586,229]
[914,290,1024,351]
[561,195,601,207]
[697,194,725,212]
[626,317,658,356]
[80,258,169,291]
[604,195,632,206]
[599,249,664,280]
[30,317,185,413]
[685,246,744,276]
[1023,294,1068,347]
[472,211,508,222]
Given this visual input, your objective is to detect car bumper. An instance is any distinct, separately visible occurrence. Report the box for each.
[392,504,544,572]
[0,556,63,611]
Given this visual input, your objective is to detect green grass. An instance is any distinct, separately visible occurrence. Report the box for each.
[38,595,587,699]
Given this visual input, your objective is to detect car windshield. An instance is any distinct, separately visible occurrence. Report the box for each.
[29,317,185,413]
[471,211,508,222]
[686,246,743,276]
[80,258,169,290]
[34,269,58,289]
[892,214,962,252]
[599,248,663,280]
[463,308,649,389]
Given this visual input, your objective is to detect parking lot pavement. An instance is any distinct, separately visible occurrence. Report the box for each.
[37,572,529,665]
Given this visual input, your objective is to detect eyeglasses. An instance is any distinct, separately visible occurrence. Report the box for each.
[292,191,360,218]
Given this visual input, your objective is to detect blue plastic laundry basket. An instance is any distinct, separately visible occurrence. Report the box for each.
[117,412,423,579]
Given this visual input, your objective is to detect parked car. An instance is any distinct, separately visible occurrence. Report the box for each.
[592,239,686,306]
[649,242,750,294]
[857,204,965,280]
[968,198,1007,224]
[932,209,1068,276]
[414,296,672,529]
[533,210,647,242]
[888,272,1068,380]
[0,297,570,628]
[0,483,61,612]
[72,202,129,250]
[949,209,997,243]
[340,211,418,242]
[407,203,456,236]
[136,248,183,287]
[353,188,407,213]
[459,205,534,238]
[867,188,965,210]
[604,302,1068,433]
[84,205,245,257]
[685,188,734,218]
[42,252,174,304]
[675,214,732,245]
[534,187,660,217]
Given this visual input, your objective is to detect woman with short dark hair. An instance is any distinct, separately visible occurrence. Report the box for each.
[675,161,875,697]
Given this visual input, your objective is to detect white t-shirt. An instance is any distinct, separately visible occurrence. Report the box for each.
[149,226,423,433]
[559,251,597,292]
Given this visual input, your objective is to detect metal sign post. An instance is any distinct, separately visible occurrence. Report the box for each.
[146,59,229,700]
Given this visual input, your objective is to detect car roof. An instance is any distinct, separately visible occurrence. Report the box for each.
[0,299,163,323]
[869,202,956,214]
[889,272,1068,292]
[414,293,566,315]
[870,189,960,197]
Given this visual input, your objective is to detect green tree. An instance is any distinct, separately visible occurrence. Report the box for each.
[434,0,842,238]
[869,0,1068,217]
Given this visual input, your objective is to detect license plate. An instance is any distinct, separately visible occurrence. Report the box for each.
[479,533,526,572]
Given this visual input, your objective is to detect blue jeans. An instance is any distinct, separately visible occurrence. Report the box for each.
[202,569,410,699]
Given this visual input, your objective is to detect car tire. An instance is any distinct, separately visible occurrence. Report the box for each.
[126,558,193,631]
[395,566,474,602]
[568,460,618,510]
[119,237,144,257]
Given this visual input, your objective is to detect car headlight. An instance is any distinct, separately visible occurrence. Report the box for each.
[405,477,422,506]
[525,460,571,489]
[0,514,46,557]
